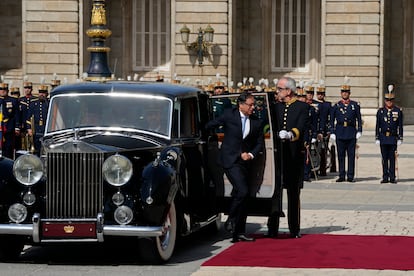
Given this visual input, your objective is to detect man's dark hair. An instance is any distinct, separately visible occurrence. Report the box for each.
[237,91,253,106]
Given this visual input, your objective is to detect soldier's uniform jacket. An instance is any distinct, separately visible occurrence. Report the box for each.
[330,99,362,140]
[375,105,403,145]
[26,98,49,135]
[19,95,37,129]
[306,101,318,143]
[314,100,331,135]
[0,95,20,133]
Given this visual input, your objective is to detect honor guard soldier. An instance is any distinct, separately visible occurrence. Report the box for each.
[51,79,61,90]
[375,84,403,184]
[19,80,37,151]
[10,87,20,98]
[330,77,362,182]
[0,82,20,159]
[27,84,49,155]
[314,80,332,176]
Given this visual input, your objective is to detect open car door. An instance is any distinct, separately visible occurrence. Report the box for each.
[208,92,279,216]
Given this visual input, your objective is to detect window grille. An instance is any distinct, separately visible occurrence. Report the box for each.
[132,0,171,71]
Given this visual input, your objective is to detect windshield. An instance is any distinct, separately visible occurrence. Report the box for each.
[46,93,172,137]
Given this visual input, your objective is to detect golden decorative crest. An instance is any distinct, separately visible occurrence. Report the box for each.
[64,225,75,234]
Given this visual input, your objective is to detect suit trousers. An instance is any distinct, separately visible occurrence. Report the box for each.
[224,161,251,235]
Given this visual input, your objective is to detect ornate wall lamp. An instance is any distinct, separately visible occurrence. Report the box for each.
[180,25,214,66]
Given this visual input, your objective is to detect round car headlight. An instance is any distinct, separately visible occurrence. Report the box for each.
[114,206,133,225]
[23,191,36,206]
[13,154,44,186]
[112,192,125,206]
[8,203,28,223]
[103,154,133,186]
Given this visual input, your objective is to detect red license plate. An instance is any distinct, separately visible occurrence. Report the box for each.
[42,222,96,238]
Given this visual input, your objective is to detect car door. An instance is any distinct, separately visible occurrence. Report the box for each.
[208,92,278,216]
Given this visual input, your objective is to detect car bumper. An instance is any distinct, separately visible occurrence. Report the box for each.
[0,213,164,243]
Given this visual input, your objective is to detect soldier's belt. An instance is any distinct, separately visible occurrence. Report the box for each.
[383,131,397,137]
[338,122,354,127]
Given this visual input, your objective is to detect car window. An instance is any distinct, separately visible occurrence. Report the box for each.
[46,93,172,136]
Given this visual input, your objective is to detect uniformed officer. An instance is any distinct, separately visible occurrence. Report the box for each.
[10,87,20,98]
[301,84,317,181]
[330,78,362,182]
[51,79,61,90]
[19,80,37,151]
[314,81,332,176]
[375,84,403,184]
[268,77,310,239]
[212,81,231,118]
[0,82,20,159]
[27,85,49,155]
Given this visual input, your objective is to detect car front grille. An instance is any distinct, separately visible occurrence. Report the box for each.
[46,152,104,219]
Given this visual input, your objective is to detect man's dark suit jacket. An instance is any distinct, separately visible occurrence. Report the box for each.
[206,107,264,169]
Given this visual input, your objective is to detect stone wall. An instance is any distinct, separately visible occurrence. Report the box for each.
[24,0,80,88]
[322,0,382,129]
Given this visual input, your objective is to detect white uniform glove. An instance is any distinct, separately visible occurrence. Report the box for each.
[330,133,336,142]
[278,130,293,140]
[375,140,380,145]
[311,138,317,143]
[397,140,402,146]
[356,132,362,140]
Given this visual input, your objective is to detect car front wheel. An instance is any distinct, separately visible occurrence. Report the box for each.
[138,202,177,263]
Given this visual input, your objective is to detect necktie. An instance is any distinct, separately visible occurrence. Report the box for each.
[241,116,247,137]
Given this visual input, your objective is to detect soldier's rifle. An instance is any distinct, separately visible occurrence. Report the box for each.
[395,150,399,181]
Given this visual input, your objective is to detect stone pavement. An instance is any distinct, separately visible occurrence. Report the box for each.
[193,125,414,275]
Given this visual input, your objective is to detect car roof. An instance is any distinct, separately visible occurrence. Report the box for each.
[50,80,205,99]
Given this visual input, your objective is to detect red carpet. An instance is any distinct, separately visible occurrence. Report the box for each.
[203,234,414,270]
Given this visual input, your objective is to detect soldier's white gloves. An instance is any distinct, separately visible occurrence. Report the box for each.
[375,140,380,145]
[279,130,293,140]
[356,132,362,140]
[397,140,402,146]
[311,138,317,143]
[330,133,336,142]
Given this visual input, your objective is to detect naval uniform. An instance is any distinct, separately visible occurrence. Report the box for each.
[26,98,49,155]
[330,99,362,181]
[375,105,403,183]
[269,98,310,237]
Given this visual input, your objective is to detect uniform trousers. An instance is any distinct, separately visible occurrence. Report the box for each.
[380,143,397,181]
[336,138,357,180]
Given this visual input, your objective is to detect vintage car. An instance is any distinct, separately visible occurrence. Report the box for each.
[0,81,278,263]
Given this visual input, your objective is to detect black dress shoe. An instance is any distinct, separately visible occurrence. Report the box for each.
[390,180,397,184]
[347,179,355,183]
[380,179,389,184]
[266,231,278,238]
[224,220,235,234]
[232,234,255,243]
[290,233,302,239]
[336,178,345,182]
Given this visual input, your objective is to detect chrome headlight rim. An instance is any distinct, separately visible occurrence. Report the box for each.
[13,154,44,186]
[8,203,28,223]
[102,154,133,187]
[114,205,133,225]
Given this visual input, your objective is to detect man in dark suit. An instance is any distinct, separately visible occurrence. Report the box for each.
[206,92,264,243]
[268,77,310,239]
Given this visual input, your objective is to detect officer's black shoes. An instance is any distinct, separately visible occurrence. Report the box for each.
[380,179,389,184]
[231,234,255,243]
[224,219,235,234]
[390,179,397,184]
[336,178,345,182]
[347,179,356,183]
[304,177,311,182]
[290,233,302,239]
[266,231,278,238]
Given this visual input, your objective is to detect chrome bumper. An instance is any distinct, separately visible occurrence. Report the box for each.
[0,213,164,243]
